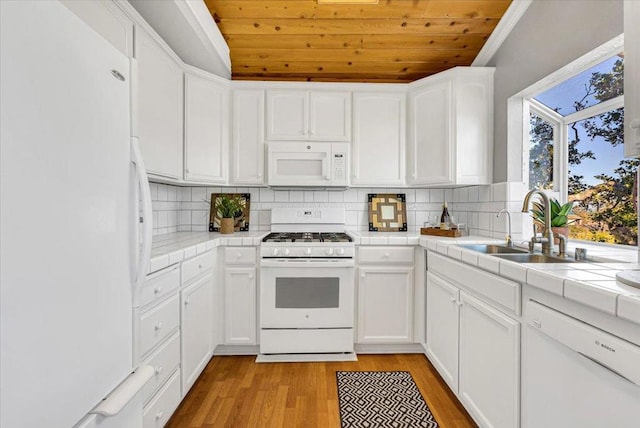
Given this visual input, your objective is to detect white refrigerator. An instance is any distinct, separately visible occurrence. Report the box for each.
[1,1,153,427]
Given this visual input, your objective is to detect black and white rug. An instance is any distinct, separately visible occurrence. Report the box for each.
[336,371,439,428]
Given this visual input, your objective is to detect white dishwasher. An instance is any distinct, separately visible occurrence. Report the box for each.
[523,300,640,428]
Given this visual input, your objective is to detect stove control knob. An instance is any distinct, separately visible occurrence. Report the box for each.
[325,248,334,256]
[336,248,345,256]
[284,248,290,256]
[272,248,280,256]
[305,248,312,255]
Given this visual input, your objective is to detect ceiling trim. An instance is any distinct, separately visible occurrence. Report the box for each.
[472,0,533,66]
[176,0,231,71]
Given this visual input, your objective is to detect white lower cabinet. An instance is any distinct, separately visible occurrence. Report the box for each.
[223,247,257,345]
[426,270,520,428]
[425,272,459,391]
[139,249,216,428]
[223,267,256,344]
[143,370,181,428]
[357,247,414,344]
[181,273,214,394]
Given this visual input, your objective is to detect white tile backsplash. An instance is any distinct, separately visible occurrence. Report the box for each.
[150,182,527,236]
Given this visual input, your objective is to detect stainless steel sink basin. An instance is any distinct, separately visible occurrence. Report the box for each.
[460,244,529,254]
[492,253,576,263]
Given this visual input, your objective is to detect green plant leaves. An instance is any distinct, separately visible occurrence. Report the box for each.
[529,197,574,227]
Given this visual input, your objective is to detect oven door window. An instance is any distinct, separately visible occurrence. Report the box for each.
[275,277,339,309]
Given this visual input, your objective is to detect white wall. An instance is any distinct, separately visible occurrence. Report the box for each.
[488,0,623,182]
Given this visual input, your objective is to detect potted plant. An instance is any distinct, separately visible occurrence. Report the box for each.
[215,194,244,234]
[531,198,574,243]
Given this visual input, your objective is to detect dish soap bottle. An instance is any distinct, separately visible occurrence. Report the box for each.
[440,202,450,230]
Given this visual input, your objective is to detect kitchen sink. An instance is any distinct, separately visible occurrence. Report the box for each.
[460,244,529,254]
[492,253,577,263]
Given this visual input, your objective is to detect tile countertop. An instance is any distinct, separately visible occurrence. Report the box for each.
[149,231,268,274]
[425,239,640,325]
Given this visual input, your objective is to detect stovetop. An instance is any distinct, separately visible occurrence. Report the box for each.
[262,232,352,243]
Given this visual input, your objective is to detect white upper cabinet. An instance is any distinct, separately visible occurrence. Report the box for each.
[352,91,406,186]
[408,67,494,186]
[184,67,229,184]
[135,26,184,180]
[624,1,640,157]
[231,88,265,185]
[266,90,351,141]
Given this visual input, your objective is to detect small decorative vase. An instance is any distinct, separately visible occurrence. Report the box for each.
[551,226,568,244]
[220,217,234,234]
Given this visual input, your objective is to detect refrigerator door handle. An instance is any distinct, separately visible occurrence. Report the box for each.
[132,136,152,305]
[89,366,154,417]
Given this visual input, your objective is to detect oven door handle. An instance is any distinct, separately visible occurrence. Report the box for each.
[260,259,354,268]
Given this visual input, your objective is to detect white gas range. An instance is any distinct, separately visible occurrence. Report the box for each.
[257,208,356,362]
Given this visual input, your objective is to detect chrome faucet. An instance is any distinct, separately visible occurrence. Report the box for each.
[521,189,555,255]
[496,209,513,248]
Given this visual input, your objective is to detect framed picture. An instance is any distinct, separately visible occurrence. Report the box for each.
[368,193,407,232]
[209,193,250,232]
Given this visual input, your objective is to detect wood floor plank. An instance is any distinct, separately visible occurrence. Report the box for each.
[167,354,476,428]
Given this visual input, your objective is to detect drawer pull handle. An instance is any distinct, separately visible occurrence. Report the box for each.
[155,411,164,421]
[198,264,203,269]
[450,297,457,304]
[184,298,191,306]
[154,322,163,331]
[155,366,164,375]
[154,287,161,294]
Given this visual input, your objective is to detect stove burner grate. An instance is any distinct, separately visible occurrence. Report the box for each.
[262,232,352,243]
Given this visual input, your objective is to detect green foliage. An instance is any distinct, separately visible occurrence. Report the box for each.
[531,56,636,245]
[531,198,574,227]
[528,114,554,190]
[215,195,244,218]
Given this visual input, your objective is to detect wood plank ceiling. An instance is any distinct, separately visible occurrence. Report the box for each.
[204,0,511,83]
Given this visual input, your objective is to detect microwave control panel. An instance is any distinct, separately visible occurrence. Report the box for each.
[333,152,345,180]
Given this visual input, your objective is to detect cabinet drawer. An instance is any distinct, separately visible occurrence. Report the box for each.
[141,331,180,404]
[358,247,414,264]
[143,370,181,428]
[182,250,213,284]
[224,247,256,265]
[140,294,180,358]
[141,265,180,308]
[429,252,521,315]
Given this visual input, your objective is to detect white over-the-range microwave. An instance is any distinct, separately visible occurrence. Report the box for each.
[267,142,350,188]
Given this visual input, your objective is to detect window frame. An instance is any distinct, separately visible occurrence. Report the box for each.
[526,94,624,204]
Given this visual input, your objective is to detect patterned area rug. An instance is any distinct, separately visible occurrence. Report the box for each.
[336,371,439,428]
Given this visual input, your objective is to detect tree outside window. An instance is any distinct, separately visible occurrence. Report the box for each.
[528,55,637,246]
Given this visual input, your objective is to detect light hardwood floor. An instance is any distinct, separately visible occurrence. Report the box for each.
[167,353,476,427]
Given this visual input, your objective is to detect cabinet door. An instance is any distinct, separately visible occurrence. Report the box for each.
[224,267,256,344]
[181,274,214,394]
[184,72,228,183]
[266,90,307,140]
[231,89,265,184]
[352,92,406,186]
[624,0,640,156]
[357,266,414,343]
[425,272,459,393]
[136,28,183,179]
[309,91,351,141]
[408,80,452,185]
[459,291,519,428]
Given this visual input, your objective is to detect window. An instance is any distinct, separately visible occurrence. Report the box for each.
[526,53,637,246]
